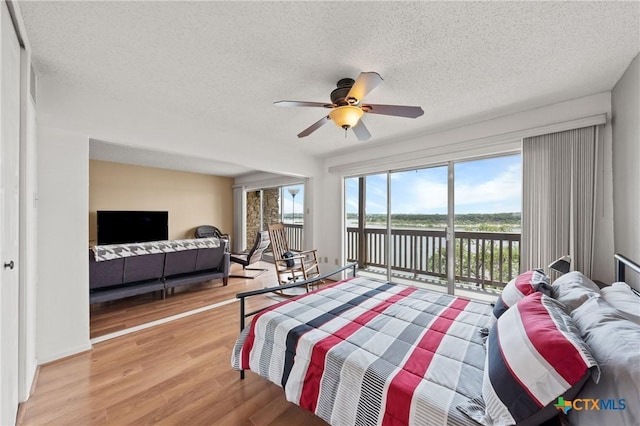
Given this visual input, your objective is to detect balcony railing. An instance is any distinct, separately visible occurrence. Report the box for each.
[346,227,520,290]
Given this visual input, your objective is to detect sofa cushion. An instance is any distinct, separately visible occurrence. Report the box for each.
[196,246,225,271]
[164,250,198,276]
[123,253,165,283]
[89,250,125,289]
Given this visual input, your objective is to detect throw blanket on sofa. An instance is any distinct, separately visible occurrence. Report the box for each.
[232,277,493,426]
[92,237,222,261]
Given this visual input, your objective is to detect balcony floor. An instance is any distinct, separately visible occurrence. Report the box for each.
[359,267,500,304]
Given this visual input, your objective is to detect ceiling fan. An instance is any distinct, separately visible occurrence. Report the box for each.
[274,72,424,141]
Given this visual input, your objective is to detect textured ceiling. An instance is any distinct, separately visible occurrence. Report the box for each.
[19,1,640,176]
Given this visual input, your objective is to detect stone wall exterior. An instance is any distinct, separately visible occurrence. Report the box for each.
[245,188,280,249]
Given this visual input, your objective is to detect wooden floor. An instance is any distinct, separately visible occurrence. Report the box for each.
[19,262,329,425]
[89,262,278,339]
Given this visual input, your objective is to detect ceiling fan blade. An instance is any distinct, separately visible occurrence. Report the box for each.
[346,72,383,104]
[362,104,424,118]
[297,116,330,138]
[351,120,371,141]
[274,100,333,108]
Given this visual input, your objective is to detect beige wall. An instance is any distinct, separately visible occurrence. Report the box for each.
[89,160,234,244]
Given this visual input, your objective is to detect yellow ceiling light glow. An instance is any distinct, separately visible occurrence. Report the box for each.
[329,105,364,129]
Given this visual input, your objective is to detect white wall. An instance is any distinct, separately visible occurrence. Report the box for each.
[234,171,309,191]
[315,172,344,275]
[320,93,616,283]
[38,81,320,179]
[18,62,37,400]
[325,93,612,174]
[36,126,91,363]
[612,53,640,288]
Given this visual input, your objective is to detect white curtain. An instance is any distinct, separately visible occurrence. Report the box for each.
[522,126,599,277]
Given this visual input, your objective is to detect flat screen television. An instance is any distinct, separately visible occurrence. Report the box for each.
[97,210,168,245]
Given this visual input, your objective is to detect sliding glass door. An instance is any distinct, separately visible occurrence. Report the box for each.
[389,166,449,292]
[344,154,521,297]
[345,174,388,279]
[453,156,521,298]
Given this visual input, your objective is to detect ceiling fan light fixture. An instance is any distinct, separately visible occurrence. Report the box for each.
[277,71,423,139]
[329,105,364,130]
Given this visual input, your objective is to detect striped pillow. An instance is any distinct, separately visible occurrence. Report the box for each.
[481,293,599,425]
[489,269,550,327]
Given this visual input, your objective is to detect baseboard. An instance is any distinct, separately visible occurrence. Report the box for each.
[30,365,40,395]
[17,400,27,425]
[16,365,40,424]
[38,342,93,366]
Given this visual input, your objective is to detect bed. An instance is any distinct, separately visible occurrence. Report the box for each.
[232,256,640,426]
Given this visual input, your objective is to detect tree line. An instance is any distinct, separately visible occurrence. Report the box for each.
[346,212,521,225]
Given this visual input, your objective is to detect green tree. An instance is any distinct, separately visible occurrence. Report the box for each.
[429,239,519,288]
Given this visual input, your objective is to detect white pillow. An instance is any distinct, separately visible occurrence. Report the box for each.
[601,282,640,324]
[551,271,600,313]
[568,296,640,426]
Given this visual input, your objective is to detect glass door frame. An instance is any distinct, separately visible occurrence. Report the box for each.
[344,152,520,296]
[446,161,455,295]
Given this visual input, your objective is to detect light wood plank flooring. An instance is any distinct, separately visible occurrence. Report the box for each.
[19,262,330,425]
[90,262,277,339]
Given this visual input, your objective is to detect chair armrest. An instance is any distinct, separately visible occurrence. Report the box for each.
[275,253,306,261]
[296,249,318,255]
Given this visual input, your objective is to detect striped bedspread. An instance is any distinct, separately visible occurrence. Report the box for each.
[231,277,493,426]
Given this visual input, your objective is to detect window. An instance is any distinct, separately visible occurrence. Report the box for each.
[344,154,521,298]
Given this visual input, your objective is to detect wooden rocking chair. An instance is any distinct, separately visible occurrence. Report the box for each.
[267,223,321,295]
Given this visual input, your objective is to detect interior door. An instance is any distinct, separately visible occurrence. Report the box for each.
[0,1,21,424]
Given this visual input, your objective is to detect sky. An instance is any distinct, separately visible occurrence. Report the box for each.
[345,154,521,214]
[281,184,304,216]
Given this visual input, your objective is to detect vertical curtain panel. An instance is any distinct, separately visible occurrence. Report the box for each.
[522,126,598,276]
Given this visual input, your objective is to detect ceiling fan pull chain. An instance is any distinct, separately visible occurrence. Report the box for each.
[344,128,348,138]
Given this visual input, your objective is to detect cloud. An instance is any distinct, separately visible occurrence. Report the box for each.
[345,157,522,214]
[455,163,522,213]
[282,186,304,214]
[281,198,303,213]
[407,181,448,213]
[345,198,358,212]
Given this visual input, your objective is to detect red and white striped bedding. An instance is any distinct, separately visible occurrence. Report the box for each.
[231,277,493,425]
